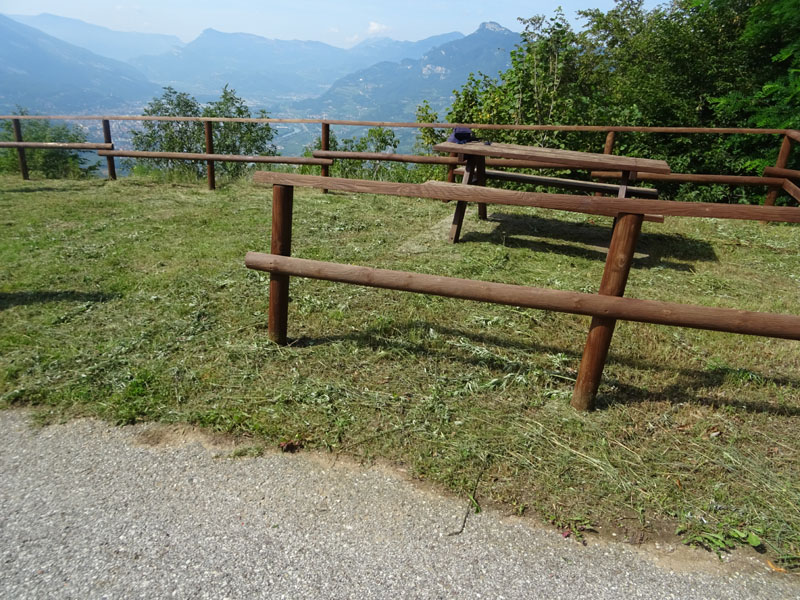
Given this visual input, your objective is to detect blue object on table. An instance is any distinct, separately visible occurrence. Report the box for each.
[447,127,475,144]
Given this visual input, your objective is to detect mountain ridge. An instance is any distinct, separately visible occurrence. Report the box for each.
[0,15,159,113]
[9,12,184,62]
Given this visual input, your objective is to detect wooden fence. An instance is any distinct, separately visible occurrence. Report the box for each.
[1,115,799,203]
[246,172,800,411]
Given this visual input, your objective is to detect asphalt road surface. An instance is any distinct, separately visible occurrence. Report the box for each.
[1,409,798,599]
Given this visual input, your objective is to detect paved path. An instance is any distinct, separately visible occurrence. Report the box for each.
[1,410,798,599]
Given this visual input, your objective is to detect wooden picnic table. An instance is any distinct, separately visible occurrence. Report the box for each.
[433,141,673,408]
[433,140,671,243]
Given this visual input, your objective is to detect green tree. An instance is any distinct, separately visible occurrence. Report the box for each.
[132,86,276,179]
[201,85,277,178]
[711,0,800,130]
[422,0,797,202]
[0,109,98,178]
[305,126,402,180]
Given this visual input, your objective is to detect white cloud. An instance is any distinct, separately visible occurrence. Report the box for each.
[367,21,389,36]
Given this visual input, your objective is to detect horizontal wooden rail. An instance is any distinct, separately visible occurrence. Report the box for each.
[1,114,794,136]
[312,150,570,170]
[313,151,457,164]
[454,167,659,198]
[764,166,800,179]
[98,150,332,165]
[0,141,113,150]
[592,171,784,187]
[245,253,800,341]
[253,172,800,223]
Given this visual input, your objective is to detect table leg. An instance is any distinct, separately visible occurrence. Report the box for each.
[449,155,479,243]
[572,212,644,410]
[476,156,487,220]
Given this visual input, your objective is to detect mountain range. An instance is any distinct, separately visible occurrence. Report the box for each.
[0,13,520,147]
[128,27,465,103]
[9,13,184,61]
[0,15,159,113]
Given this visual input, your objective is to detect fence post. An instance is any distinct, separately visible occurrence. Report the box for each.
[268,184,293,345]
[765,135,793,206]
[204,120,215,190]
[12,119,29,180]
[572,211,644,410]
[321,122,330,194]
[102,119,117,180]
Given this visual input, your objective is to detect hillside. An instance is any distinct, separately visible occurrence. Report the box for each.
[9,12,184,62]
[0,15,158,113]
[131,29,464,104]
[298,22,518,121]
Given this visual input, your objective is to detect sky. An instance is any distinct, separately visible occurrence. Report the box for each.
[0,0,660,47]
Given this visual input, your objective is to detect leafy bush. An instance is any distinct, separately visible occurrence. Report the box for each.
[0,109,98,179]
[131,86,276,180]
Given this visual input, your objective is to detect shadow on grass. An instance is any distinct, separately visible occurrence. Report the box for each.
[293,319,576,365]
[2,183,95,194]
[0,290,119,310]
[459,212,717,271]
[292,319,800,416]
[596,368,800,416]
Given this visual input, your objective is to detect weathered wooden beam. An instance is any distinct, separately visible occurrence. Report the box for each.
[11,119,28,180]
[204,121,215,191]
[268,185,293,345]
[783,179,800,202]
[434,141,672,175]
[313,150,458,164]
[592,171,784,186]
[0,142,114,149]
[102,119,116,180]
[764,166,800,179]
[252,172,800,223]
[320,122,330,193]
[572,213,643,410]
[766,135,794,207]
[312,150,569,170]
[244,253,800,341]
[0,114,790,135]
[98,150,332,165]
[455,167,660,198]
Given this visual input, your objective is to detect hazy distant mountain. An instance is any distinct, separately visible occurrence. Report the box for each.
[130,28,349,102]
[298,22,517,121]
[130,29,464,103]
[0,15,159,113]
[347,32,463,65]
[9,13,184,62]
[0,12,517,128]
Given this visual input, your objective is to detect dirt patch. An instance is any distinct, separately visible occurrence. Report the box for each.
[132,423,243,453]
[396,214,453,254]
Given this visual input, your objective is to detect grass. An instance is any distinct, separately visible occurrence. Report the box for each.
[1,172,799,568]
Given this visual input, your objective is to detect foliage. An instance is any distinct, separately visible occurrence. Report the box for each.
[419,0,800,203]
[302,126,443,182]
[0,108,98,178]
[131,85,276,180]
